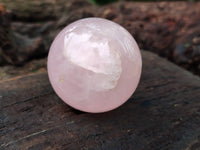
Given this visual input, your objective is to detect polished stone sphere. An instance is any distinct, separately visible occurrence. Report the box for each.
[48,18,142,113]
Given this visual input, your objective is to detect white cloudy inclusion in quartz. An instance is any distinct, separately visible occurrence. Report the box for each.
[48,18,142,113]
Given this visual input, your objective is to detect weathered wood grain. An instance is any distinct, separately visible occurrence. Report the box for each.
[0,51,200,150]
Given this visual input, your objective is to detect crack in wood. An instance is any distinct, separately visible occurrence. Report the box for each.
[0,129,48,147]
[0,120,75,148]
[2,91,54,109]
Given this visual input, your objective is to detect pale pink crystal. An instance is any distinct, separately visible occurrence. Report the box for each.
[47,18,142,113]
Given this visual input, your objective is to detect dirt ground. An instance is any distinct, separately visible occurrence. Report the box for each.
[0,0,200,80]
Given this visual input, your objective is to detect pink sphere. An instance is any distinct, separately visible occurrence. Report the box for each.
[47,18,142,113]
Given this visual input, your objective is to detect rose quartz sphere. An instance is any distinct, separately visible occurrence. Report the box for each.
[48,18,142,113]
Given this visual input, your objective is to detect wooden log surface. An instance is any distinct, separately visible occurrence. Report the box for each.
[0,51,200,150]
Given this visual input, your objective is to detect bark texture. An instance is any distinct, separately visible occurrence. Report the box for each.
[0,0,200,76]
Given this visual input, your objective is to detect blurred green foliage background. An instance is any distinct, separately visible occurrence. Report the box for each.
[89,0,198,5]
[89,0,122,5]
